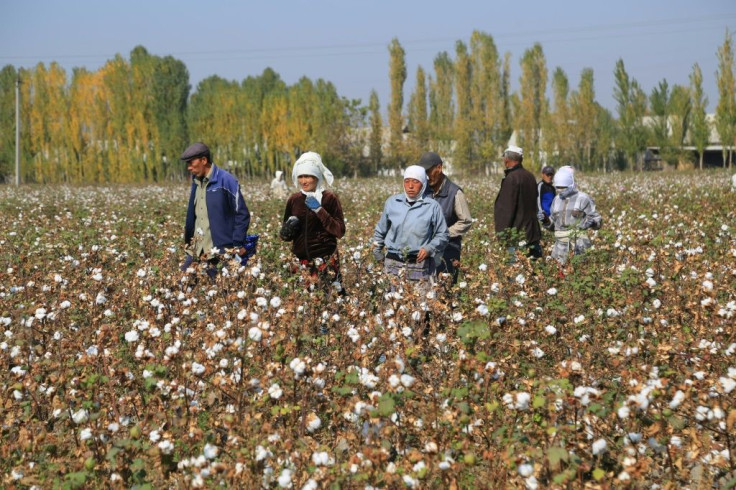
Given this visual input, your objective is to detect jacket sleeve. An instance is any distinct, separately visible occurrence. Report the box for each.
[579,197,602,230]
[449,189,473,238]
[231,185,251,247]
[184,182,196,245]
[372,201,391,249]
[425,203,449,257]
[494,177,519,232]
[315,192,346,239]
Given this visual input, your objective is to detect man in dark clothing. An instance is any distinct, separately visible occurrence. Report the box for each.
[418,151,473,284]
[493,145,542,258]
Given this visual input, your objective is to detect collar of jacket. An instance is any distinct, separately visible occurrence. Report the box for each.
[504,163,523,175]
[193,164,222,184]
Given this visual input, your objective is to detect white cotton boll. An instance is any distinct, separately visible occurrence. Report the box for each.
[388,374,401,388]
[592,438,607,455]
[669,390,686,409]
[347,327,360,343]
[544,325,557,335]
[401,326,412,338]
[411,311,422,321]
[149,430,161,443]
[124,330,139,342]
[255,445,270,461]
[255,297,267,308]
[402,475,418,488]
[277,468,292,488]
[305,413,321,432]
[546,287,558,295]
[35,308,47,320]
[72,409,89,424]
[515,274,525,285]
[617,406,630,419]
[574,315,585,324]
[515,392,531,410]
[475,304,489,316]
[191,362,205,375]
[452,312,463,322]
[270,297,282,308]
[269,384,283,399]
[670,436,682,448]
[702,280,713,292]
[646,277,656,287]
[720,377,736,393]
[652,298,661,309]
[203,443,218,459]
[248,327,262,342]
[424,442,438,453]
[136,268,146,278]
[400,374,416,388]
[289,357,306,376]
[60,300,71,309]
[531,347,545,358]
[86,345,98,356]
[158,440,174,454]
[80,428,93,440]
[436,333,447,343]
[518,463,534,477]
[479,264,487,271]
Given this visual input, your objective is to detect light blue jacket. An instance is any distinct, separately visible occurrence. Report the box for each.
[373,194,449,258]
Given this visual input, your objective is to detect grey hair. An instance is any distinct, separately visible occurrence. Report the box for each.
[504,151,523,163]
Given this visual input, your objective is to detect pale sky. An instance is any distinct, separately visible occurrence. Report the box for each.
[1,0,735,114]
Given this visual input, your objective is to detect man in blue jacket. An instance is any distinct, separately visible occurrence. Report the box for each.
[181,142,251,276]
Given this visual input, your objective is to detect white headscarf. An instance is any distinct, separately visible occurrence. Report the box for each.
[292,151,334,202]
[553,165,577,198]
[403,165,427,202]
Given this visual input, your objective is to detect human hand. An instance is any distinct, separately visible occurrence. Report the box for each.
[279,216,301,241]
[416,248,429,263]
[372,247,385,262]
[305,196,321,210]
[537,211,546,221]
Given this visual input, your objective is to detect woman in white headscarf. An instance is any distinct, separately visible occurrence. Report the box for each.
[270,170,288,198]
[372,165,449,288]
[280,151,346,292]
[543,165,602,264]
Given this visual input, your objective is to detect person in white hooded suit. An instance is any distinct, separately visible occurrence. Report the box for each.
[543,165,602,264]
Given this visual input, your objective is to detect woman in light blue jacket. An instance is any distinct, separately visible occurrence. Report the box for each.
[372,165,449,286]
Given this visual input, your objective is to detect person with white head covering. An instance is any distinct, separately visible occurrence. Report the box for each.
[372,165,449,290]
[280,151,345,293]
[543,165,602,264]
[270,170,288,198]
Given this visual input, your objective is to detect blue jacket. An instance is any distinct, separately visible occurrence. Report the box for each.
[373,194,449,258]
[185,165,251,250]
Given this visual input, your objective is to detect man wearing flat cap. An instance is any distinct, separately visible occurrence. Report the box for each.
[418,151,473,284]
[494,145,542,259]
[181,142,252,275]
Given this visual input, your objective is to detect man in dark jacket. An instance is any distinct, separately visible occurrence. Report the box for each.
[493,145,542,258]
[181,142,252,276]
[419,151,472,284]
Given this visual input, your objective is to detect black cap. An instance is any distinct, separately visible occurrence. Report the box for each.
[542,165,555,175]
[180,142,210,162]
[417,151,442,171]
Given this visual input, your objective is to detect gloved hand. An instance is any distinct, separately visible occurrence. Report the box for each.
[372,247,385,262]
[305,196,321,211]
[279,216,301,241]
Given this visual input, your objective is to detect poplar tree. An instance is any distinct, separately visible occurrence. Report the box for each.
[689,63,709,170]
[454,41,473,171]
[429,52,454,156]
[0,65,18,181]
[570,68,598,170]
[613,59,648,170]
[715,29,735,169]
[668,84,691,165]
[368,90,383,173]
[469,31,502,170]
[649,79,672,166]
[407,66,429,158]
[546,67,572,167]
[387,38,407,167]
[516,43,548,170]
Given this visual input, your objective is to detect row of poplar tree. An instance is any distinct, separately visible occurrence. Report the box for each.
[0,31,734,184]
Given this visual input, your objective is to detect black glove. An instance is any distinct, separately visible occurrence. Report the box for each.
[279,216,301,241]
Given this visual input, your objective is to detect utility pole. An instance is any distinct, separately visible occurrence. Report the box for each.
[15,73,21,186]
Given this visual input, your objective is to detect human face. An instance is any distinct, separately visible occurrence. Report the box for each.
[542,172,554,184]
[298,175,318,192]
[187,157,210,179]
[426,164,443,188]
[404,178,423,199]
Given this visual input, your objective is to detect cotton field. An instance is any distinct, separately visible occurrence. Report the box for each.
[0,171,734,488]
